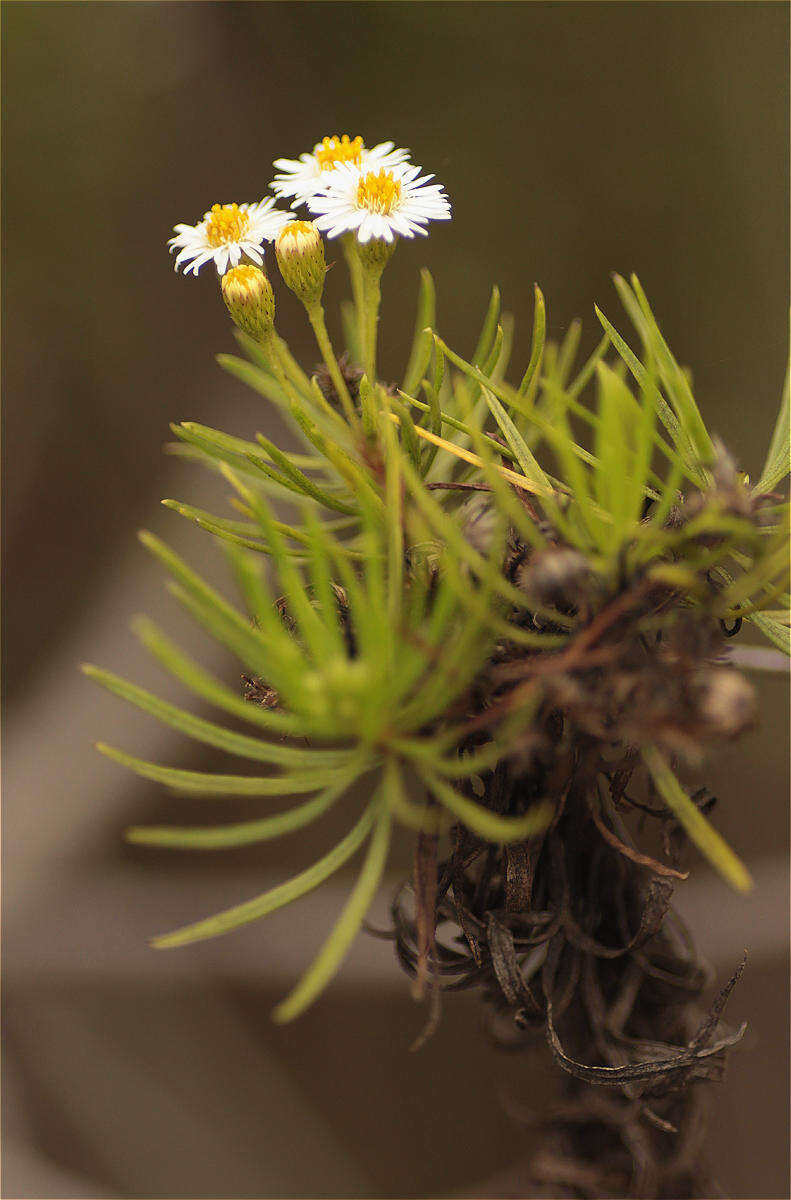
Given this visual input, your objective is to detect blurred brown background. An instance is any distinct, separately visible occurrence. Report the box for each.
[2,3,789,1198]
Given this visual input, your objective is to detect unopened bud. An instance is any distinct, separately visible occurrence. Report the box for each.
[221,265,275,341]
[275,221,326,304]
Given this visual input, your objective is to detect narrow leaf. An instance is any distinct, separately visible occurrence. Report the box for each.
[97,742,351,797]
[126,773,357,849]
[402,268,436,395]
[472,286,501,367]
[83,664,345,768]
[642,745,752,891]
[272,796,392,1022]
[151,801,378,948]
[518,284,546,400]
[420,767,553,844]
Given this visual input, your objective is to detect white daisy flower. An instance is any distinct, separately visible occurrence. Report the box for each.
[306,162,451,243]
[271,135,410,208]
[168,199,293,276]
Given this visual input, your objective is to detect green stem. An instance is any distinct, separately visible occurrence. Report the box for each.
[362,264,383,384]
[275,335,312,396]
[341,234,365,356]
[305,300,360,430]
[263,331,381,509]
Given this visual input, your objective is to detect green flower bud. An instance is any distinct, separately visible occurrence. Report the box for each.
[220,265,275,341]
[275,221,326,304]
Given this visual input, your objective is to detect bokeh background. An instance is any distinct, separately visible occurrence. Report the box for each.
[3,3,789,1197]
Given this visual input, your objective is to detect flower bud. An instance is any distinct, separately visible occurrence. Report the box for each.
[221,265,275,341]
[275,220,326,304]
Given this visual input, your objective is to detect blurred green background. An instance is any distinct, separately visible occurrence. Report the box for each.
[3,3,789,1198]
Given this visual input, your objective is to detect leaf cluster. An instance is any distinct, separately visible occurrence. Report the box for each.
[85,263,789,1019]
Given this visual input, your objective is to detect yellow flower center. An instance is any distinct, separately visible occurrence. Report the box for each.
[355,170,402,214]
[314,134,364,170]
[205,203,250,248]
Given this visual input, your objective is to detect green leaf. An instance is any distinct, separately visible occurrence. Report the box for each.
[641,745,752,891]
[151,801,379,948]
[472,286,501,367]
[126,773,358,849]
[131,616,302,736]
[623,276,714,464]
[567,332,610,399]
[592,361,654,546]
[217,354,289,410]
[83,664,345,768]
[748,611,791,654]
[302,507,349,660]
[246,491,340,664]
[138,531,284,679]
[272,795,392,1021]
[490,311,515,384]
[381,756,449,833]
[481,382,553,496]
[162,500,295,557]
[481,323,504,377]
[222,535,280,629]
[96,741,354,797]
[251,433,357,515]
[402,267,436,395]
[594,305,704,483]
[390,395,423,473]
[554,318,582,388]
[162,499,266,540]
[518,284,546,401]
[398,390,519,464]
[419,767,553,844]
[167,576,315,716]
[756,330,790,493]
[398,450,533,613]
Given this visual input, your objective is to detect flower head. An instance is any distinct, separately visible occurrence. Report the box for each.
[306,162,451,243]
[271,135,409,208]
[168,199,293,276]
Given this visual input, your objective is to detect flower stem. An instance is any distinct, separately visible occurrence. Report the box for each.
[362,264,383,384]
[275,335,312,396]
[341,233,365,358]
[357,239,396,385]
[304,300,360,431]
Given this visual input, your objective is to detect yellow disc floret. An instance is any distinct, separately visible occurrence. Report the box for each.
[314,134,364,170]
[355,170,402,214]
[205,203,250,248]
